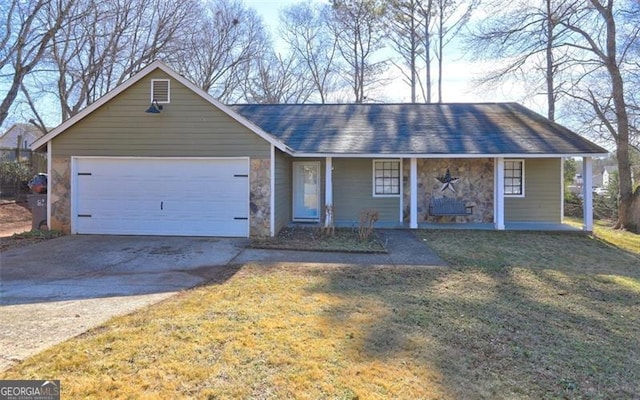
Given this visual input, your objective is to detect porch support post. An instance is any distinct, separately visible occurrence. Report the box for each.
[325,156,333,227]
[46,141,52,230]
[269,145,275,237]
[494,157,505,230]
[410,158,418,229]
[582,156,593,231]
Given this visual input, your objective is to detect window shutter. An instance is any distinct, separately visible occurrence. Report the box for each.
[151,80,170,103]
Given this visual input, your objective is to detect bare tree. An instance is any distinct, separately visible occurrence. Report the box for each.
[386,0,425,102]
[24,0,200,123]
[329,0,388,103]
[467,0,572,120]
[470,0,639,230]
[432,0,478,103]
[0,0,77,127]
[560,0,639,231]
[243,51,314,104]
[170,0,268,103]
[279,2,340,103]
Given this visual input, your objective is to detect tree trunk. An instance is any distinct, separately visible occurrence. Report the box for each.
[593,0,637,233]
[424,3,431,103]
[437,2,443,103]
[0,64,31,127]
[629,187,640,233]
[410,4,416,103]
[545,0,555,121]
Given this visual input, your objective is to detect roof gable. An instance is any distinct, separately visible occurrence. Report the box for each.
[1,123,45,147]
[32,61,291,153]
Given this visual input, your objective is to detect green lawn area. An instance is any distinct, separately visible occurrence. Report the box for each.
[2,227,639,399]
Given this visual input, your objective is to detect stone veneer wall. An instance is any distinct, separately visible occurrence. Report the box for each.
[49,157,272,237]
[50,157,71,232]
[403,159,494,223]
[249,158,271,237]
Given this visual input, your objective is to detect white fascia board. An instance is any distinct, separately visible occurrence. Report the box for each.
[31,61,293,155]
[290,152,609,159]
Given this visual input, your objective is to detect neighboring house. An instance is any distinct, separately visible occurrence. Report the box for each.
[592,173,604,188]
[0,123,45,162]
[32,61,607,237]
[602,166,617,188]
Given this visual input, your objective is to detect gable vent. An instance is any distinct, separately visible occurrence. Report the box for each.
[151,79,170,103]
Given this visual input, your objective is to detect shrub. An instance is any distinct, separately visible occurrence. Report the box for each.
[0,161,32,196]
[358,209,379,241]
[0,161,31,184]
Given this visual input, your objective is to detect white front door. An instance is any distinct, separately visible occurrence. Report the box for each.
[293,161,320,221]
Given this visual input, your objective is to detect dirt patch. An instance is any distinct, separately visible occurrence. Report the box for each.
[0,200,32,237]
[0,200,61,252]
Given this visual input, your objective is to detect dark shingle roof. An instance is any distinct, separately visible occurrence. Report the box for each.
[230,103,607,155]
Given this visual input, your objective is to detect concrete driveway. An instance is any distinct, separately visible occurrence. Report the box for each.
[0,235,247,371]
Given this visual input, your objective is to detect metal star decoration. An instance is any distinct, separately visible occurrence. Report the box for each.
[436,168,459,192]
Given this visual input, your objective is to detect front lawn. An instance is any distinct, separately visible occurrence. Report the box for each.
[565,217,640,255]
[2,230,639,399]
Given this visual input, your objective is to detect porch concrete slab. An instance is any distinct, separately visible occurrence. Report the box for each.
[417,222,582,232]
[235,230,447,267]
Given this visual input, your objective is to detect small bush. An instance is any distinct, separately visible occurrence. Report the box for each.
[564,193,583,218]
[358,209,378,242]
[0,161,31,184]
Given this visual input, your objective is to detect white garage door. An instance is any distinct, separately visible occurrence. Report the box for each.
[73,157,249,237]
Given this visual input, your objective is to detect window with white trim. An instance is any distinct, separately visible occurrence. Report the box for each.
[373,160,400,196]
[504,159,524,197]
[151,79,170,103]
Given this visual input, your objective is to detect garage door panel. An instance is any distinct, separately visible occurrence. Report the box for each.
[74,158,250,237]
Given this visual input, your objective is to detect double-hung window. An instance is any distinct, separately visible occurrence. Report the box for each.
[504,159,524,197]
[373,160,400,197]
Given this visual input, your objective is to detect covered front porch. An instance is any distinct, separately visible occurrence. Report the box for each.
[315,156,596,232]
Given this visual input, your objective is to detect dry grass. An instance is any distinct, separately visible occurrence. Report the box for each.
[565,217,639,255]
[0,229,65,251]
[2,230,639,399]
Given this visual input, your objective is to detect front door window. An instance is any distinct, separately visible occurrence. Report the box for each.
[293,162,320,220]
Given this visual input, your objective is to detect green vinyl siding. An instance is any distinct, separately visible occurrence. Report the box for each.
[333,158,399,224]
[52,69,270,158]
[274,149,292,233]
[505,158,562,223]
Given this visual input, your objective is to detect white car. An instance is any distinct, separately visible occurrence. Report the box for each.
[594,187,608,196]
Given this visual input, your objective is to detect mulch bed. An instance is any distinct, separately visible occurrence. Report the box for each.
[251,226,387,253]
